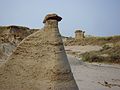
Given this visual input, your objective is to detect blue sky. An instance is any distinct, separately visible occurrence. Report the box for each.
[0,0,120,37]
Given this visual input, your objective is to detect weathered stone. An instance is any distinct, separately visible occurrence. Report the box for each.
[75,30,85,40]
[0,14,79,90]
[0,26,38,64]
[43,13,62,23]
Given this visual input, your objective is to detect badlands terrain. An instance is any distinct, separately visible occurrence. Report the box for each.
[0,23,120,89]
[0,14,79,90]
[0,43,120,90]
[64,35,120,90]
[65,45,120,90]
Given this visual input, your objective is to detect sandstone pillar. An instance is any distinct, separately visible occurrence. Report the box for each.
[75,30,85,40]
[0,14,79,90]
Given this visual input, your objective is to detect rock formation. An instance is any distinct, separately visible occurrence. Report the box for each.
[75,30,85,40]
[0,14,79,90]
[0,26,30,44]
[0,26,38,65]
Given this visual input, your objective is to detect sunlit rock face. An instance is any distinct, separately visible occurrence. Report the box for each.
[0,14,79,90]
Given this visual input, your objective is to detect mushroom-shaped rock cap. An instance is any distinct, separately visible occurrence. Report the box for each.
[43,13,62,23]
[75,30,83,33]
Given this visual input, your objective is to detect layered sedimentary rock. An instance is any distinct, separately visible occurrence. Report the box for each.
[0,14,78,90]
[0,26,38,64]
[75,30,85,40]
[0,26,30,44]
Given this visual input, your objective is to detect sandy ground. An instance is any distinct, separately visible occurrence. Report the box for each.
[66,45,120,90]
[65,45,120,90]
[68,55,120,90]
[0,45,120,90]
[65,45,102,54]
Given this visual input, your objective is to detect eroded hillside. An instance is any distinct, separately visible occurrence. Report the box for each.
[0,25,38,64]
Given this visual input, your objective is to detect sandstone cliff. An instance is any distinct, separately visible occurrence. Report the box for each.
[0,26,38,64]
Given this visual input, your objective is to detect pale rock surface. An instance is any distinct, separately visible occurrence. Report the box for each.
[0,14,78,90]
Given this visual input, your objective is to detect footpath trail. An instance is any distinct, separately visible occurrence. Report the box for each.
[67,55,120,90]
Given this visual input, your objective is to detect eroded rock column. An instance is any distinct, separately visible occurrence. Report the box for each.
[42,14,79,90]
[0,14,79,90]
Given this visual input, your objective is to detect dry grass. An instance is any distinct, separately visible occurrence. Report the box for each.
[81,45,120,64]
[64,35,120,46]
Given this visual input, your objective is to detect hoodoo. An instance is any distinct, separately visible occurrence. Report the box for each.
[0,14,79,90]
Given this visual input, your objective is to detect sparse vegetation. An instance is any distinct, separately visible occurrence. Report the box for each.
[65,34,120,64]
[81,45,120,64]
[102,45,111,50]
[64,35,120,46]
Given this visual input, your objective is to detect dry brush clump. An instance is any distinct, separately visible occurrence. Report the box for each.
[81,45,120,64]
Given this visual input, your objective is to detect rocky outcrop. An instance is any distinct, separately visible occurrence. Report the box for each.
[0,14,78,90]
[0,26,29,44]
[75,30,85,40]
[0,26,38,64]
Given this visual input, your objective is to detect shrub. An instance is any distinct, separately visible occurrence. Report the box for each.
[82,52,90,62]
[82,52,104,63]
[102,45,111,50]
[110,53,120,63]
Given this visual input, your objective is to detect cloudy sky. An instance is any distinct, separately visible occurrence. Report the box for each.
[0,0,120,36]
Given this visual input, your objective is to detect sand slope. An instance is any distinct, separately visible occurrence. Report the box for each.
[68,55,120,90]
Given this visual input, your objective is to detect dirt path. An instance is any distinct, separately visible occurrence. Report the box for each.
[65,45,102,54]
[67,55,120,90]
